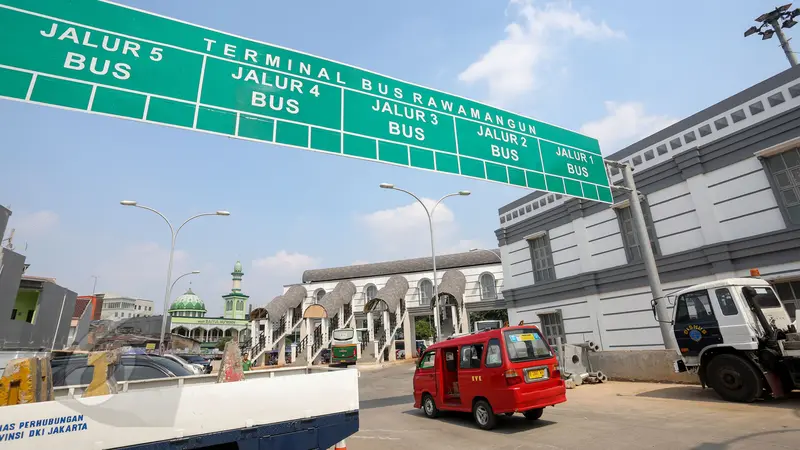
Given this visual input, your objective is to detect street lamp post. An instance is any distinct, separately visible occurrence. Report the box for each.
[379,184,470,343]
[120,201,230,353]
[170,270,201,298]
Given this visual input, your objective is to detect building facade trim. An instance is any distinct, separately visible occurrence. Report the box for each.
[503,228,800,308]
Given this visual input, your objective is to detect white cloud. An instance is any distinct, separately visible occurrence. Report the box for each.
[357,200,488,260]
[248,251,322,305]
[459,0,624,106]
[580,101,678,155]
[252,251,321,275]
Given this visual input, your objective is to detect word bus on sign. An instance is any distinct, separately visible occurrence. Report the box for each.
[0,0,613,202]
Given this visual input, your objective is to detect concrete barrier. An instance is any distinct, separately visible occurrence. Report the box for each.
[587,350,698,384]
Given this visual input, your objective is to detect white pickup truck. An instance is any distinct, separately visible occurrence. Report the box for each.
[0,364,359,449]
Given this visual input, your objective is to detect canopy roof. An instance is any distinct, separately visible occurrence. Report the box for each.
[317,281,356,317]
[365,275,409,313]
[264,285,307,321]
[433,270,466,309]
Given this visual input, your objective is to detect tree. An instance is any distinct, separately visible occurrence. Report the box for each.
[216,336,232,351]
[470,309,509,324]
[415,318,434,341]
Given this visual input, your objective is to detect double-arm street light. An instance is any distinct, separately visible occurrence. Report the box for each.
[120,200,230,353]
[379,183,470,343]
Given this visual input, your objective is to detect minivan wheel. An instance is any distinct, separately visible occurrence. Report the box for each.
[422,394,439,418]
[523,408,543,420]
[473,400,496,430]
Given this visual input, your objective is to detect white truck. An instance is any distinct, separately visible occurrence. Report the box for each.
[0,364,359,449]
[670,276,799,402]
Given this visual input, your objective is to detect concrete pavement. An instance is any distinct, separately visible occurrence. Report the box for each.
[352,362,800,449]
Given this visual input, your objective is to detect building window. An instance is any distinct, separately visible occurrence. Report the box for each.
[528,234,555,283]
[538,311,566,347]
[479,273,497,300]
[418,279,433,306]
[766,149,800,225]
[314,289,326,304]
[364,285,377,303]
[774,280,800,320]
[226,299,233,311]
[617,204,660,263]
[236,300,244,310]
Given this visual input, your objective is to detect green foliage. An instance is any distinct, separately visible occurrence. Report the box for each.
[216,336,232,351]
[470,309,509,323]
[415,318,434,340]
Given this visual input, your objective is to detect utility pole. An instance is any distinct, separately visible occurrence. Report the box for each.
[91,275,99,295]
[745,4,799,67]
[605,161,677,350]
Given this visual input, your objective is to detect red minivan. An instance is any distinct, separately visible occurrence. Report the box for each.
[412,326,566,430]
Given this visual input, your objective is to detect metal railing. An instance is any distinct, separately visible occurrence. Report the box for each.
[292,305,303,327]
[250,331,266,359]
[272,316,286,344]
[296,334,309,355]
[310,324,323,359]
[343,303,352,322]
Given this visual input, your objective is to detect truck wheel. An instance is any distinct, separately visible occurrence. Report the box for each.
[707,354,762,403]
[523,408,543,420]
[422,394,439,418]
[473,399,497,430]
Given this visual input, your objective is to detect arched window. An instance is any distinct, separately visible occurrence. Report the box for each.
[364,284,377,303]
[226,299,233,311]
[418,279,433,306]
[480,273,497,300]
[236,300,244,311]
[315,289,326,304]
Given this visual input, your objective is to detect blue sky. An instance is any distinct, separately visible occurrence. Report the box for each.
[1,0,794,316]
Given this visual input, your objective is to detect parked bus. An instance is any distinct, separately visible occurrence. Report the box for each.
[330,327,359,366]
[473,320,503,332]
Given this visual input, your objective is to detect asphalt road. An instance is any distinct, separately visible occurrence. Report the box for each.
[350,361,800,450]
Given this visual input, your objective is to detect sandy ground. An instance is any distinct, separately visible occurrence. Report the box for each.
[349,361,800,450]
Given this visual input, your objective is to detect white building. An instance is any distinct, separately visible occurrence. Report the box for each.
[99,294,154,321]
[248,249,504,365]
[496,65,800,350]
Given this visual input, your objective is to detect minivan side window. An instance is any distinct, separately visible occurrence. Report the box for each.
[419,351,435,369]
[460,344,484,369]
[485,338,503,368]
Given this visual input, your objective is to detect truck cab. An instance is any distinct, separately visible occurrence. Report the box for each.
[672,275,800,402]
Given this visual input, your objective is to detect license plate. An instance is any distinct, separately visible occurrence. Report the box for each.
[527,368,546,380]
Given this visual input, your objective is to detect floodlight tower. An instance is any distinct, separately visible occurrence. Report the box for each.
[745,4,800,67]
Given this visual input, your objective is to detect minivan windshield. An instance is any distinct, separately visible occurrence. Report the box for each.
[504,328,552,362]
[333,329,354,341]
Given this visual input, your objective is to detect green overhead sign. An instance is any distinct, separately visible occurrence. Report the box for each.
[0,0,612,202]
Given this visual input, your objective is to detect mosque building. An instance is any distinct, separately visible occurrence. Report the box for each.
[169,261,250,351]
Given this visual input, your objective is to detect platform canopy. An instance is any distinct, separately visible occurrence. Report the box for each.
[365,275,409,314]
[316,281,357,317]
[433,270,466,308]
[265,285,308,322]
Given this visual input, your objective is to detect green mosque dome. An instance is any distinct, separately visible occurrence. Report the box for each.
[169,287,207,314]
